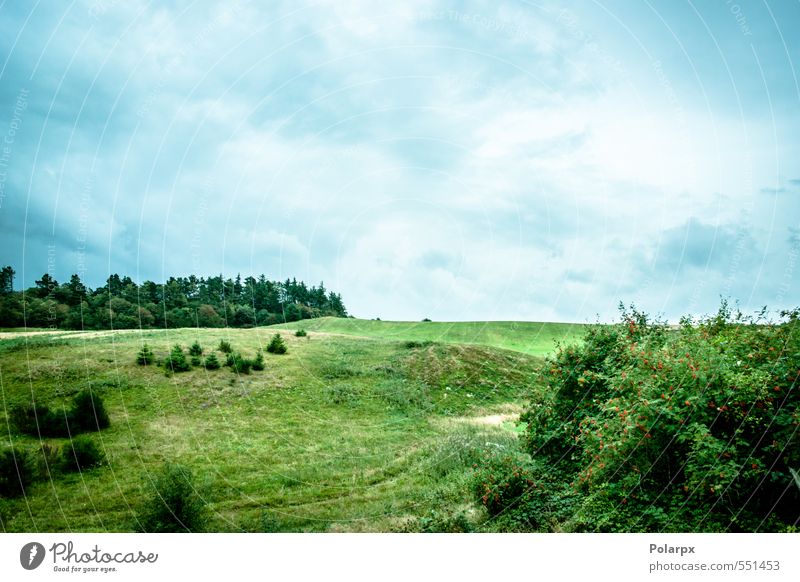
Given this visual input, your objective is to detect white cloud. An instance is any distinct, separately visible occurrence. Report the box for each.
[3,1,798,321]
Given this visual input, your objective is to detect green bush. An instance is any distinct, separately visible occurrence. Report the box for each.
[9,403,71,437]
[70,389,111,432]
[164,345,191,373]
[136,343,154,365]
[404,340,434,349]
[472,452,572,532]
[188,341,203,356]
[512,303,800,532]
[190,355,202,367]
[60,436,104,472]
[266,333,287,355]
[138,464,207,532]
[218,339,233,354]
[226,352,251,374]
[0,447,36,497]
[473,452,539,518]
[294,329,307,337]
[10,390,110,437]
[204,353,221,370]
[251,350,265,371]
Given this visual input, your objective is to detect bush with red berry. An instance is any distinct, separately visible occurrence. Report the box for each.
[495,302,800,532]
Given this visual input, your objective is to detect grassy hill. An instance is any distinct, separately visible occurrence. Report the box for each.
[0,325,548,532]
[270,317,586,357]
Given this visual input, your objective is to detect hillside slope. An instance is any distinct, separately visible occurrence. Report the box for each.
[0,327,543,532]
[271,317,585,357]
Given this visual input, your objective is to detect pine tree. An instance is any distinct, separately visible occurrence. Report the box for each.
[266,333,288,355]
[204,352,221,370]
[252,350,265,371]
[136,343,155,365]
[1,266,15,294]
[164,345,191,373]
[189,341,203,356]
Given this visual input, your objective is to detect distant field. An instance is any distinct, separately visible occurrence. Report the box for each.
[271,317,586,356]
[0,325,546,532]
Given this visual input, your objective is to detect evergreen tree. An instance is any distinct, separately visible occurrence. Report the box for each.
[204,352,221,370]
[34,273,58,298]
[252,350,265,371]
[65,274,87,305]
[0,268,348,331]
[189,341,203,356]
[266,333,288,355]
[136,343,155,365]
[164,345,191,373]
[1,266,15,294]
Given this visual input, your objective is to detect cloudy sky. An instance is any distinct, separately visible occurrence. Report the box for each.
[0,1,798,322]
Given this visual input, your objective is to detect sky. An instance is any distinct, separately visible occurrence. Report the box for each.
[0,0,798,323]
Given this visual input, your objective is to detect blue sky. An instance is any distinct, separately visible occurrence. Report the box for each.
[0,0,798,322]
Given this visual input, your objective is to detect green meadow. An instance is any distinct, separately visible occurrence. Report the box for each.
[0,321,560,532]
[272,317,586,357]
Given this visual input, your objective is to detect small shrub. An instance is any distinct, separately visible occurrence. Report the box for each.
[138,463,207,532]
[190,355,202,367]
[404,340,434,349]
[235,356,252,375]
[60,436,104,472]
[188,341,203,357]
[70,389,111,432]
[227,352,251,374]
[9,403,70,437]
[266,333,287,355]
[204,353,221,370]
[0,447,36,497]
[251,350,265,371]
[218,340,233,354]
[164,345,191,373]
[294,329,307,337]
[10,390,109,437]
[136,343,155,365]
[422,318,432,322]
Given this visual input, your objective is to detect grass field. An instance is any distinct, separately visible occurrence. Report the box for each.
[271,317,586,357]
[0,320,563,532]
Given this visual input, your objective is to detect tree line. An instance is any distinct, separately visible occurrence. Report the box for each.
[0,266,347,329]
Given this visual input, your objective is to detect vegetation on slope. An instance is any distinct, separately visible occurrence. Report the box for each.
[273,317,585,357]
[0,327,540,532]
[6,301,791,532]
[475,303,800,532]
